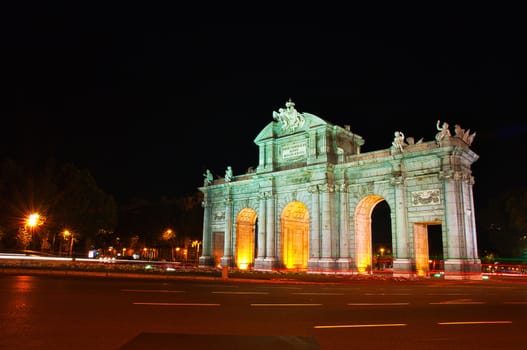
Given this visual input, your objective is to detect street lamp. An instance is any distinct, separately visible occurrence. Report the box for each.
[26,213,40,228]
[162,229,176,261]
[192,240,202,261]
[26,213,43,250]
[63,230,74,257]
[379,247,385,271]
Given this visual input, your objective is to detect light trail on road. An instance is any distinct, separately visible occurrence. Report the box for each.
[314,323,407,329]
[251,303,323,307]
[133,302,220,306]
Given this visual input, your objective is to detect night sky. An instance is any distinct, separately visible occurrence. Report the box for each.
[3,4,526,216]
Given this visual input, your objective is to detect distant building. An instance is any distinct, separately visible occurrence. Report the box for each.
[199,100,481,280]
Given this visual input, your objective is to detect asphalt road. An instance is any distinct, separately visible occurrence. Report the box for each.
[0,274,525,350]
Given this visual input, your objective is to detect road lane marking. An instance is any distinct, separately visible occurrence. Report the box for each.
[364,293,411,295]
[121,289,184,293]
[348,303,409,306]
[438,321,512,325]
[251,303,322,307]
[430,299,485,305]
[292,292,345,295]
[426,293,471,296]
[133,302,220,306]
[212,291,269,295]
[504,301,527,304]
[314,323,407,329]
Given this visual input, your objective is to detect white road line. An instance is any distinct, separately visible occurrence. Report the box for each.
[292,292,345,295]
[430,301,485,305]
[251,303,323,307]
[121,289,184,293]
[426,293,471,296]
[314,323,407,329]
[438,321,512,325]
[348,302,409,306]
[212,291,269,295]
[133,302,220,306]
[364,293,411,295]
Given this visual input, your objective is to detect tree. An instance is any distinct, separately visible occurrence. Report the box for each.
[505,187,527,235]
[115,192,204,257]
[0,158,117,254]
[51,163,118,253]
[477,186,527,258]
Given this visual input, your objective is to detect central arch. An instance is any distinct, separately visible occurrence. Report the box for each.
[281,201,309,270]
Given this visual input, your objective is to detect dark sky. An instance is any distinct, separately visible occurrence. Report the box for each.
[3,4,526,213]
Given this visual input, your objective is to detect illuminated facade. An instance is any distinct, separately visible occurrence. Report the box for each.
[199,100,481,280]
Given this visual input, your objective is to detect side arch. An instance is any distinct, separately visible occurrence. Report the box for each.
[354,194,385,274]
[235,208,257,270]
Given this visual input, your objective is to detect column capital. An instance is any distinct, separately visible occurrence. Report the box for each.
[390,176,405,186]
[259,190,274,199]
[439,169,454,180]
[336,182,347,192]
[319,183,334,193]
[307,185,319,193]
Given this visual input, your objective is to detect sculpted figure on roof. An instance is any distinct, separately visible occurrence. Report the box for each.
[272,98,305,133]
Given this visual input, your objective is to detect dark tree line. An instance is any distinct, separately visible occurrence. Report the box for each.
[112,193,204,260]
[0,157,204,259]
[0,158,118,254]
[476,186,527,260]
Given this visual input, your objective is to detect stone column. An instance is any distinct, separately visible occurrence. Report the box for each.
[336,183,351,270]
[443,170,461,260]
[443,170,481,279]
[254,192,267,270]
[464,174,482,277]
[307,185,320,270]
[318,183,335,270]
[442,169,466,279]
[220,197,234,267]
[463,175,479,260]
[198,198,214,267]
[258,193,267,258]
[264,191,277,268]
[391,174,412,277]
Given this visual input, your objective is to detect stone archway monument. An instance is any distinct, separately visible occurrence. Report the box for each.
[199,100,481,280]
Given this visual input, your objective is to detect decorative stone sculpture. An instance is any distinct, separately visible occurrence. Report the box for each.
[391,131,406,152]
[225,166,233,182]
[203,169,213,186]
[454,124,477,146]
[272,98,305,133]
[435,120,451,143]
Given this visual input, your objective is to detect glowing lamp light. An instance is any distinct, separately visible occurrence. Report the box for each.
[27,213,40,227]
